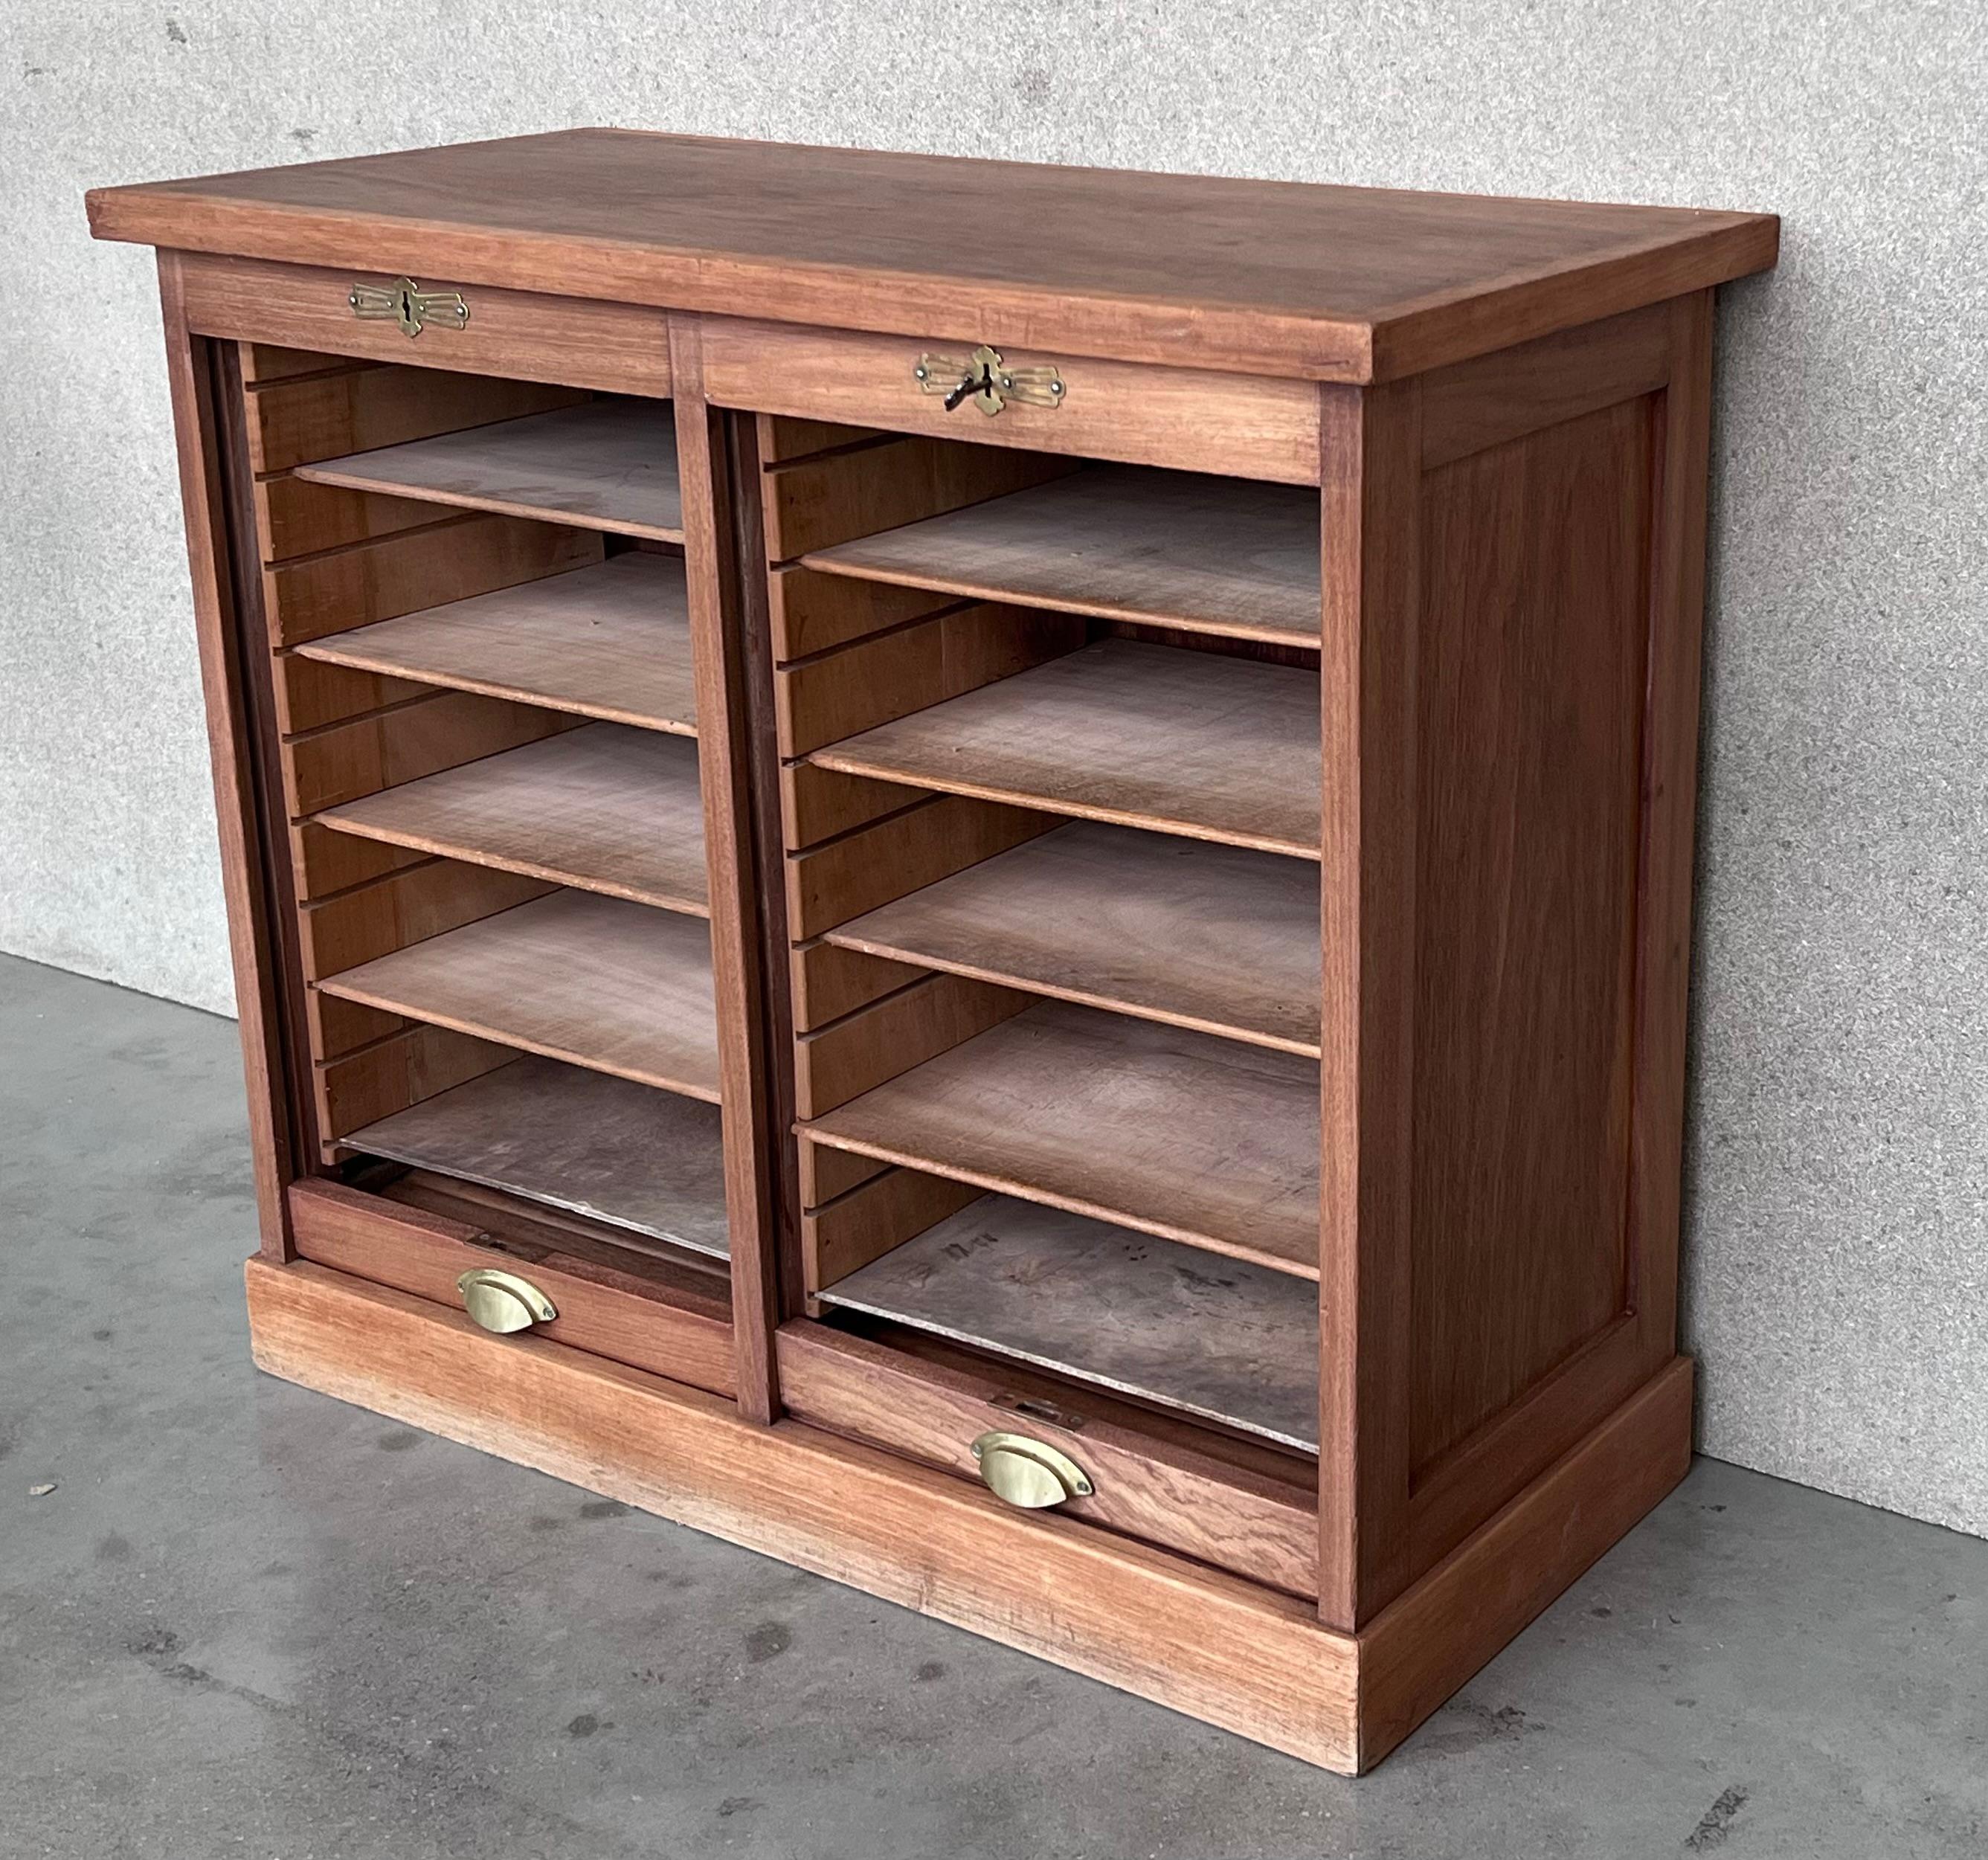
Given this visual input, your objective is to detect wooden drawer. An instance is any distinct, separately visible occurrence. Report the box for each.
[177,253,672,396]
[289,1179,735,1398]
[697,315,1319,483]
[774,1319,1317,1597]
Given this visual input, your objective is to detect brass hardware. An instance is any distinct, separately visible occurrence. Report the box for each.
[457,1267,556,1334]
[992,1391,1086,1431]
[970,1431,1093,1508]
[349,276,470,338]
[915,344,1065,417]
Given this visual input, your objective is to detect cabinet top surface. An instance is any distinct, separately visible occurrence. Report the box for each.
[88,129,1777,381]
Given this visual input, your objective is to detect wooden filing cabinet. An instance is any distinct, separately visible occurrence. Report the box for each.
[86,131,1778,1772]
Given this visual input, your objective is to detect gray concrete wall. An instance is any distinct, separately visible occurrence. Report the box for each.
[5,3,1984,1534]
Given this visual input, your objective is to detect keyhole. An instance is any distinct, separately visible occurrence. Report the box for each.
[943,366,986,413]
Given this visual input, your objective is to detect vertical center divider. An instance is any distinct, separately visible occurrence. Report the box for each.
[669,318,785,1422]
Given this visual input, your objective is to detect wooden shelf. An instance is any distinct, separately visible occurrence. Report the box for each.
[319,889,719,1099]
[350,1054,728,1258]
[811,640,1321,857]
[802,466,1322,648]
[293,399,683,541]
[319,724,707,914]
[295,554,698,733]
[826,820,1320,1055]
[820,1193,1318,1450]
[805,999,1319,1275]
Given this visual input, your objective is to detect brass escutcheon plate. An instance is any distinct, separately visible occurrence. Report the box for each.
[915,344,1065,416]
[349,276,470,338]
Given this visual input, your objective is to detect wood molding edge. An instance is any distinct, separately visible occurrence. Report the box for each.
[1355,1354,1694,1769]
[246,1258,1360,1771]
[245,1258,1692,1777]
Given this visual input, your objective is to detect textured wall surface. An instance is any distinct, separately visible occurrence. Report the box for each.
[4,2,1984,1534]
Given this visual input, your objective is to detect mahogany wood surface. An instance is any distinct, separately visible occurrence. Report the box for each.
[286,1182,735,1397]
[823,820,1323,1055]
[155,258,296,1254]
[245,365,580,477]
[181,253,675,396]
[318,889,721,1100]
[1317,376,1422,1630]
[707,320,1322,481]
[801,1158,983,1289]
[1357,1356,1693,1767]
[804,999,1322,1275]
[802,466,1323,647]
[119,138,1760,1767]
[318,723,710,913]
[246,1258,1696,1772]
[773,602,1083,759]
[91,130,1778,381]
[295,553,698,733]
[295,399,685,541]
[1409,393,1653,1473]
[349,1054,729,1256]
[817,1191,1321,1449]
[811,639,1323,858]
[297,858,553,981]
[314,1022,512,1142]
[266,512,600,647]
[248,1255,1362,1770]
[793,970,1032,1121]
[776,1319,1319,1597]
[672,326,788,1421]
[761,431,1068,560]
[281,687,578,817]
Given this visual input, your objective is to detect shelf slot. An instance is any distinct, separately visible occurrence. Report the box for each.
[292,399,683,541]
[805,999,1319,1276]
[319,889,718,1099]
[294,553,697,734]
[318,724,707,915]
[802,465,1322,648]
[825,819,1320,1055]
[810,639,1320,857]
[819,1192,1318,1451]
[349,1055,728,1258]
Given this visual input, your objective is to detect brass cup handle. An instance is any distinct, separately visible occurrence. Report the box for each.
[457,1267,556,1335]
[970,1431,1094,1509]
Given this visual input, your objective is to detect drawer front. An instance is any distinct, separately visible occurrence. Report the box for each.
[289,1180,734,1398]
[177,253,672,397]
[698,315,1319,484]
[775,1319,1317,1597]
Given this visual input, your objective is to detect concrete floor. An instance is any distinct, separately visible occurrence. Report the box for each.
[2,952,1984,1859]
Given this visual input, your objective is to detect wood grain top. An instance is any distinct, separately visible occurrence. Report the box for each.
[89,130,1778,381]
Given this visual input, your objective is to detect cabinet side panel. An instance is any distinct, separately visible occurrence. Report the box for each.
[156,252,299,1255]
[1409,393,1657,1473]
